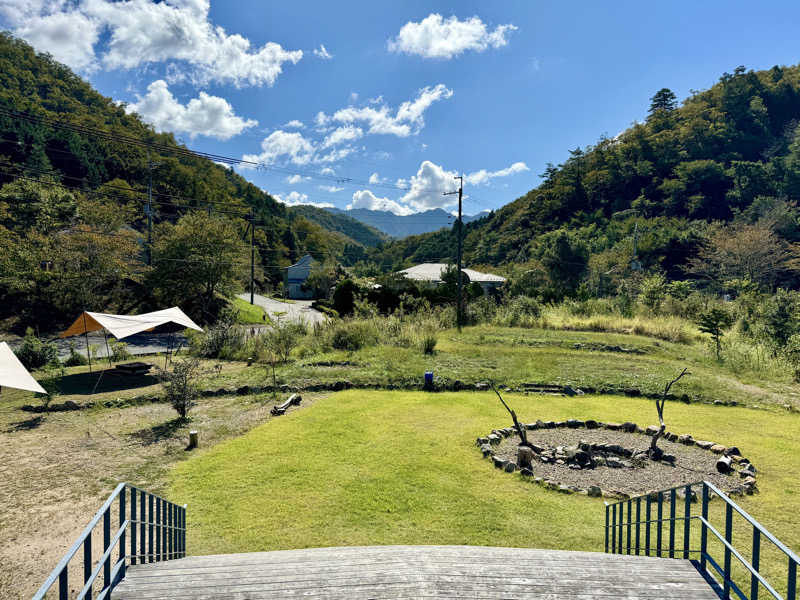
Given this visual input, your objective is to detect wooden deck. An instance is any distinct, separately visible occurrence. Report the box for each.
[113,545,719,599]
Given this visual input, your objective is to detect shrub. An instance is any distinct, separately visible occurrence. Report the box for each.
[63,341,88,367]
[421,334,437,355]
[110,339,132,362]
[15,327,58,369]
[158,358,201,419]
[191,310,245,359]
[328,320,378,351]
[332,279,359,317]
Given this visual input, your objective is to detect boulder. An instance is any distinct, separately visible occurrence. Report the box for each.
[554,421,567,428]
[487,434,501,445]
[566,419,584,428]
[492,456,507,469]
[695,440,715,450]
[476,437,489,446]
[710,444,727,454]
[725,446,741,457]
[480,444,494,458]
[517,446,535,469]
[645,425,660,436]
[543,420,556,428]
[662,454,677,464]
[739,464,757,477]
[475,382,490,391]
[236,385,251,395]
[621,422,637,433]
[606,458,624,468]
[587,486,602,497]
[678,434,695,445]
[519,467,533,477]
[504,462,516,473]
[585,419,599,429]
[605,422,622,430]
[666,432,679,442]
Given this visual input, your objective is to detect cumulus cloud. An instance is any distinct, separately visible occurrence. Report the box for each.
[320,125,363,149]
[5,0,303,86]
[283,119,305,129]
[127,80,257,140]
[318,185,344,193]
[368,172,383,184]
[465,161,529,185]
[388,13,516,59]
[242,130,315,165]
[286,174,309,184]
[348,190,413,215]
[319,84,453,138]
[320,167,335,176]
[274,190,333,208]
[313,44,332,59]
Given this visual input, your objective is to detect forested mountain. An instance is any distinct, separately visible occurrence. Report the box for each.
[328,207,485,238]
[0,33,369,327]
[369,65,800,299]
[288,205,387,247]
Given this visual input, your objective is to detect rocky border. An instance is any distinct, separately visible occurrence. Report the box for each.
[476,418,758,499]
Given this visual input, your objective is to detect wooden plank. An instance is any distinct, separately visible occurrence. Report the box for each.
[114,545,718,599]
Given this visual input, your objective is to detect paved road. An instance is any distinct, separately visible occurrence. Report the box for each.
[237,293,327,326]
[51,331,188,360]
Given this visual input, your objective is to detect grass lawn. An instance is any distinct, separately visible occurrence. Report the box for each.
[230,296,271,324]
[170,389,800,592]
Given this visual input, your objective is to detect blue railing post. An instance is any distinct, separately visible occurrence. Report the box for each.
[181,505,187,558]
[58,567,67,600]
[751,526,760,600]
[119,486,127,580]
[605,503,609,553]
[683,484,691,560]
[626,499,632,554]
[645,495,652,556]
[701,483,709,572]
[788,558,796,600]
[656,491,663,558]
[635,497,641,555]
[168,502,174,559]
[724,502,733,598]
[103,508,111,588]
[618,501,623,554]
[130,488,137,566]
[162,498,168,561]
[155,498,161,562]
[84,535,92,600]
[611,504,617,554]
[139,490,145,564]
[148,494,154,563]
[669,489,676,559]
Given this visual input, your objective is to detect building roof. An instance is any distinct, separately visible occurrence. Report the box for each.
[398,263,506,284]
[286,254,314,269]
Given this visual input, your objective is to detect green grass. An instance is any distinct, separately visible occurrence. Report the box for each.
[170,390,800,568]
[230,297,271,324]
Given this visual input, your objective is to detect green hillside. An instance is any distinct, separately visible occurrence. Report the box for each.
[0,33,359,327]
[371,65,800,296]
[288,205,388,247]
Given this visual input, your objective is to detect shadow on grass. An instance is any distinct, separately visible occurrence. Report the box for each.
[56,368,160,396]
[128,417,187,446]
[5,415,44,432]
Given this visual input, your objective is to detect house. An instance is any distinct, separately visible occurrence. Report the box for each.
[285,254,315,299]
[397,263,506,294]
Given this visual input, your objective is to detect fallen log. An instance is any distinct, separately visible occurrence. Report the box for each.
[716,455,733,474]
[271,393,302,416]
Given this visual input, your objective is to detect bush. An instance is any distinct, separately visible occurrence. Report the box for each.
[158,358,201,419]
[332,279,359,317]
[110,339,132,362]
[15,328,58,369]
[421,334,437,355]
[63,341,88,367]
[191,310,245,359]
[328,320,378,351]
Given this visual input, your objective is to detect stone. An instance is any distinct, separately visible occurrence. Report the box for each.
[594,456,607,467]
[621,422,637,432]
[716,456,733,474]
[487,434,501,445]
[606,444,625,456]
[504,462,516,473]
[666,432,679,442]
[535,419,546,429]
[520,467,533,477]
[679,489,698,503]
[662,454,677,464]
[517,446,535,470]
[236,385,251,395]
[492,456,507,469]
[587,486,602,497]
[480,444,493,458]
[476,437,489,446]
[563,385,584,396]
[645,425,660,436]
[529,443,546,454]
[739,464,757,477]
[63,400,80,410]
[452,380,465,391]
[566,419,584,428]
[742,476,757,490]
[710,444,727,454]
[332,380,352,391]
[554,421,567,428]
[678,434,695,445]
[526,422,539,430]
[558,484,572,493]
[695,440,715,450]
[534,477,544,485]
[606,458,624,468]
[475,382,489,391]
[725,446,741,457]
[555,459,565,465]
[605,422,622,430]
[585,419,599,429]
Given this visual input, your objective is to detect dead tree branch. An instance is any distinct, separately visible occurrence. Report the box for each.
[650,367,690,457]
[490,382,528,447]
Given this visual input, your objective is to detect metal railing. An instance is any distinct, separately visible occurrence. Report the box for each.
[33,483,186,600]
[605,481,799,600]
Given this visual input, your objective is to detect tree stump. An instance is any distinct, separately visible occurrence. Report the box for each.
[716,455,733,474]
[517,446,534,470]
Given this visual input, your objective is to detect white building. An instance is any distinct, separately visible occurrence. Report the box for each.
[397,263,506,294]
[285,254,315,299]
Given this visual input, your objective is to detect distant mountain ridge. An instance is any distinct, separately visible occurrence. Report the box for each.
[326,207,488,238]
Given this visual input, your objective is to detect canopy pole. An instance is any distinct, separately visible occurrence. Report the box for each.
[83,312,92,375]
[103,330,113,368]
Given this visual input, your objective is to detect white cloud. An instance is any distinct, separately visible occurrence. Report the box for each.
[283,119,304,129]
[348,190,413,215]
[388,13,517,59]
[349,91,358,103]
[318,185,344,193]
[242,129,314,165]
[274,190,333,208]
[286,174,309,184]
[320,84,453,138]
[320,125,363,149]
[368,172,383,184]
[320,167,335,176]
[127,79,257,140]
[5,0,303,86]
[465,161,529,185]
[313,44,332,59]
[397,160,460,211]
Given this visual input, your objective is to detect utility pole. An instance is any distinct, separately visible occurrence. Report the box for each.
[443,175,464,332]
[249,208,255,305]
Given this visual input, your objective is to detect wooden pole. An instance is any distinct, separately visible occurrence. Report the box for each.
[83,312,92,374]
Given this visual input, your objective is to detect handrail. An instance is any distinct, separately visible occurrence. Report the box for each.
[33,483,186,600]
[604,480,799,600]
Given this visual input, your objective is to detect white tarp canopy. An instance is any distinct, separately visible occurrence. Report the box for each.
[60,307,203,340]
[0,341,47,394]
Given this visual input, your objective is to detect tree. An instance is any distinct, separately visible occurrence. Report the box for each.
[697,308,734,360]
[649,88,678,115]
[650,368,690,459]
[255,321,302,392]
[158,358,201,420]
[332,279,358,317]
[149,212,249,321]
[537,230,589,300]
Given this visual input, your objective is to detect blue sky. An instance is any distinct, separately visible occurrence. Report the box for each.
[2,1,799,216]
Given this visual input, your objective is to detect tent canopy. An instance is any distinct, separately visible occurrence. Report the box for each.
[0,342,47,394]
[61,307,203,340]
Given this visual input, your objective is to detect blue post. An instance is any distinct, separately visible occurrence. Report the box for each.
[155,498,161,562]
[635,498,641,556]
[787,557,796,600]
[724,502,733,598]
[58,567,67,600]
[683,484,691,559]
[611,504,617,554]
[657,492,663,558]
[605,504,609,553]
[84,535,92,600]
[701,484,709,572]
[119,486,126,580]
[626,499,632,554]
[140,490,146,565]
[669,488,676,559]
[751,527,760,600]
[618,501,623,554]
[645,495,652,556]
[103,508,111,588]
[130,489,137,566]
